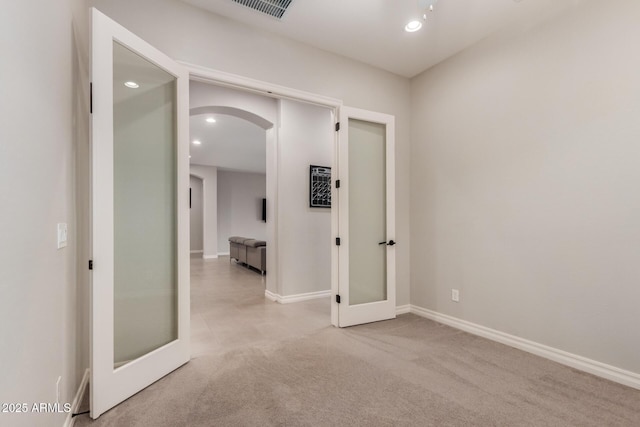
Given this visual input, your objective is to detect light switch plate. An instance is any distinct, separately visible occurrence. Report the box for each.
[57,223,68,249]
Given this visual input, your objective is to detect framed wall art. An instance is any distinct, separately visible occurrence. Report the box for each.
[309,165,331,208]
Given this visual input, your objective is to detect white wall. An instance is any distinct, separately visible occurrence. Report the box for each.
[0,0,89,426]
[217,171,267,253]
[410,0,640,374]
[189,175,203,252]
[89,0,411,306]
[190,165,218,258]
[278,100,333,296]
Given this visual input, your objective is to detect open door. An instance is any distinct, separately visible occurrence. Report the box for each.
[90,8,189,418]
[336,107,396,327]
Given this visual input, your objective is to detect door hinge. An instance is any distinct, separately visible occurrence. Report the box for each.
[88,260,93,270]
[335,237,341,246]
[336,179,341,189]
[335,122,340,132]
[336,294,341,304]
[90,83,93,114]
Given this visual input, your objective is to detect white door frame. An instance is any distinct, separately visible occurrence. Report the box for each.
[178,61,396,328]
[181,62,344,325]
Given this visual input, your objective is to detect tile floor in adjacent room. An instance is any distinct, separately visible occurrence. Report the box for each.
[190,254,331,359]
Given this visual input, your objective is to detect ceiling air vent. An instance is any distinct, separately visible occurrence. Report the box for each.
[231,0,293,19]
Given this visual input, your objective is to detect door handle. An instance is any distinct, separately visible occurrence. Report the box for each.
[379,240,397,246]
[378,241,387,245]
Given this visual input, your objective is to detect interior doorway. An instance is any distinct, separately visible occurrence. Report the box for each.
[187,79,334,358]
[188,106,269,260]
[189,175,204,256]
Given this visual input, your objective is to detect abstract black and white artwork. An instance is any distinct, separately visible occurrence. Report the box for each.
[309,165,331,208]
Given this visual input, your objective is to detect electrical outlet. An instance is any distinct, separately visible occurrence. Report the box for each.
[451,289,460,302]
[56,376,62,404]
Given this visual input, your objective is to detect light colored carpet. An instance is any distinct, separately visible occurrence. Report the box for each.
[76,314,640,426]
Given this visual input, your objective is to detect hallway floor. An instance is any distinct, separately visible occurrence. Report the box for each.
[189,254,331,358]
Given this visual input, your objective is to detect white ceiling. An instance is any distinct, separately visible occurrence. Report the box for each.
[190,113,267,173]
[181,0,581,78]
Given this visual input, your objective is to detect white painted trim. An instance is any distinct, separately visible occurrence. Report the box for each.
[265,127,278,299]
[395,304,411,315]
[63,369,89,427]
[409,305,640,391]
[202,254,218,259]
[217,252,230,256]
[281,290,332,304]
[180,61,342,109]
[330,109,339,328]
[264,289,331,304]
[264,290,279,302]
[190,250,203,254]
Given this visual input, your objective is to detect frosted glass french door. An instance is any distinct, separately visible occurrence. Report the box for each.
[337,107,396,327]
[90,8,189,418]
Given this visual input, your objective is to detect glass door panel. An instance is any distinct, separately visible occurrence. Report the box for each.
[113,42,178,367]
[348,119,387,305]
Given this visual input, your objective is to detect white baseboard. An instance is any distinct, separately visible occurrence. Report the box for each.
[202,254,218,259]
[264,289,331,304]
[217,252,230,256]
[409,305,640,391]
[395,304,411,315]
[265,290,279,302]
[63,368,89,427]
[190,250,203,254]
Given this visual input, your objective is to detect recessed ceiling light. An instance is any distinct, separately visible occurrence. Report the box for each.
[189,155,192,158]
[192,140,202,145]
[206,117,216,123]
[124,81,139,89]
[405,20,422,32]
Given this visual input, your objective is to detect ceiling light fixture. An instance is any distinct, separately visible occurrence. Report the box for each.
[419,0,438,13]
[206,117,216,123]
[124,81,139,89]
[407,0,439,31]
[192,140,202,145]
[405,20,422,32]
